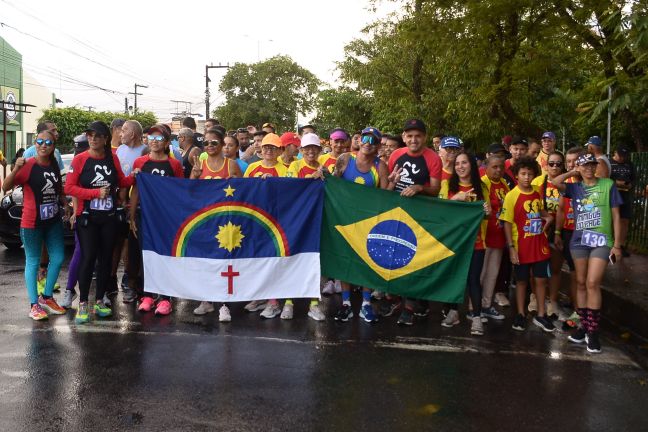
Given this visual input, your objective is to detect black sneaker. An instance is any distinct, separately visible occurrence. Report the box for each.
[122,287,137,304]
[586,332,602,353]
[568,327,587,344]
[533,315,556,333]
[106,275,119,296]
[413,304,429,317]
[512,314,526,332]
[334,304,353,322]
[397,308,414,326]
[379,298,401,317]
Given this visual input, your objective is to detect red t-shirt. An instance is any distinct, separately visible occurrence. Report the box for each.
[503,159,517,188]
[481,175,510,249]
[441,167,453,181]
[65,151,133,216]
[13,158,62,229]
[388,147,442,192]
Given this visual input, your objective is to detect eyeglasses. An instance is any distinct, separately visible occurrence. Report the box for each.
[547,162,563,167]
[35,138,54,146]
[205,140,221,146]
[148,135,165,142]
[361,135,378,145]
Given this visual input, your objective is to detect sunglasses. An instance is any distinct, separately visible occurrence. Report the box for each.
[35,138,54,146]
[548,162,563,167]
[361,135,378,145]
[148,135,165,142]
[205,140,222,146]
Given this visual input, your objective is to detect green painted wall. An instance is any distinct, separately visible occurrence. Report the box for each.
[1,36,23,160]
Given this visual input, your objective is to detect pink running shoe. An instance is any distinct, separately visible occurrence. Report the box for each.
[138,296,155,312]
[155,299,172,316]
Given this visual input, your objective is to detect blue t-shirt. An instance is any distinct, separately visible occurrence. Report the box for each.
[23,145,64,171]
[564,179,622,249]
[116,144,147,176]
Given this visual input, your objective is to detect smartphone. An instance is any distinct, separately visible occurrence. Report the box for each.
[609,253,616,265]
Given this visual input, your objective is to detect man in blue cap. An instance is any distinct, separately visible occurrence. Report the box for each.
[538,131,557,174]
[586,136,611,178]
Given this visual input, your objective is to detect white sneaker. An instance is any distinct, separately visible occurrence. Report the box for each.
[334,280,342,293]
[244,300,267,312]
[371,290,383,300]
[441,309,460,327]
[194,301,214,315]
[471,316,484,336]
[308,304,325,321]
[260,302,281,319]
[61,290,77,309]
[528,293,537,313]
[321,280,335,295]
[280,303,294,320]
[219,305,231,322]
[494,292,510,307]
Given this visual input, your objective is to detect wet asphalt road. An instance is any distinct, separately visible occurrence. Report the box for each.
[1,246,647,432]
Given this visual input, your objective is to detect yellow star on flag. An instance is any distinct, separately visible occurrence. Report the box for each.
[223,185,235,197]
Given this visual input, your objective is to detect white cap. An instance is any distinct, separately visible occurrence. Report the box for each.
[300,132,321,147]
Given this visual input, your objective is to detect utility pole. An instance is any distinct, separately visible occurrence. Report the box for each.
[129,83,148,114]
[124,97,129,114]
[205,63,230,120]
[1,99,35,178]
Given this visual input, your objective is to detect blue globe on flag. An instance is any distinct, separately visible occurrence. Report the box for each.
[366,220,417,270]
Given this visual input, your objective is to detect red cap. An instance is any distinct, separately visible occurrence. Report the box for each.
[280,132,301,147]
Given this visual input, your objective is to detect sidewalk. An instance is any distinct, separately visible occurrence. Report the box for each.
[598,253,648,339]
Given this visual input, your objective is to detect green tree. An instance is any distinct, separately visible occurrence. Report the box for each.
[213,55,320,132]
[311,87,374,135]
[38,107,157,153]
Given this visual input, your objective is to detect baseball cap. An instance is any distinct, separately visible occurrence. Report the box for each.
[541,131,556,140]
[262,122,275,130]
[85,121,111,137]
[487,143,509,155]
[261,133,282,148]
[587,136,602,147]
[330,128,349,140]
[502,135,513,146]
[616,145,631,156]
[403,119,426,133]
[148,124,171,141]
[361,126,382,141]
[576,153,598,166]
[440,136,461,149]
[510,136,528,146]
[110,118,126,129]
[300,132,321,148]
[280,132,301,147]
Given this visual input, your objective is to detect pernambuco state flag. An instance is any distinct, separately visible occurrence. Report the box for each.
[137,174,324,302]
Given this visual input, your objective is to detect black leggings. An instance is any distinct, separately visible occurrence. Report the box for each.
[77,214,117,302]
[449,249,485,315]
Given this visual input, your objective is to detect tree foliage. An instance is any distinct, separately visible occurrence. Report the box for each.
[335,0,647,151]
[38,107,157,153]
[311,87,374,135]
[214,55,321,132]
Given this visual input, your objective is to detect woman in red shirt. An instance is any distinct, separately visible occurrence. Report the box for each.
[2,130,67,320]
[65,121,133,324]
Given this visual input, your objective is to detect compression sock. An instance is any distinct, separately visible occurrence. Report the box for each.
[342,290,351,306]
[362,290,372,306]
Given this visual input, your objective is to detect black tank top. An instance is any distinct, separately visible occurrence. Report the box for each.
[28,161,62,226]
[182,144,198,178]
[78,153,117,214]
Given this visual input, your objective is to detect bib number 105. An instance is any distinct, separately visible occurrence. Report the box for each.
[90,196,113,211]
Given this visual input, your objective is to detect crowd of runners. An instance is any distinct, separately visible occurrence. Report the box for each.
[1,115,636,354]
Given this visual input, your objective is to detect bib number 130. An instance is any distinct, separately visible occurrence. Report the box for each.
[39,203,58,220]
[581,230,607,248]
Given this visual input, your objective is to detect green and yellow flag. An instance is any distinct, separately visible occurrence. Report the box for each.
[320,175,484,303]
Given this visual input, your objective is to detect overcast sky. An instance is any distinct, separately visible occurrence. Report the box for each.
[0,0,399,123]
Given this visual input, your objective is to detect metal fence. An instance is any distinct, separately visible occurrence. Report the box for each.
[628,152,648,252]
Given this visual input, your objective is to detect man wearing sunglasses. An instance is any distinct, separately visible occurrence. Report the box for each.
[23,121,65,171]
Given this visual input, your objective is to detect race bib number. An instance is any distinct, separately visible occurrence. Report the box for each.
[528,218,543,235]
[581,230,608,248]
[39,203,58,220]
[90,196,113,211]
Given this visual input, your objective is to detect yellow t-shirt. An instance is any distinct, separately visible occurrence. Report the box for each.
[244,160,288,178]
[287,159,319,178]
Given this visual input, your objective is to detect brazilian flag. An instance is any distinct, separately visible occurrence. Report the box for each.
[321,175,484,303]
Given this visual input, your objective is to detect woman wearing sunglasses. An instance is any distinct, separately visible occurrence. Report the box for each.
[129,125,183,316]
[65,121,133,324]
[531,151,566,319]
[190,127,241,321]
[2,131,68,320]
[551,153,623,353]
